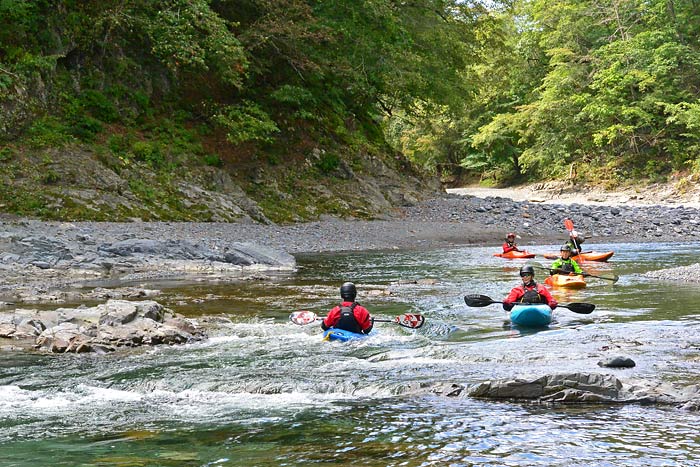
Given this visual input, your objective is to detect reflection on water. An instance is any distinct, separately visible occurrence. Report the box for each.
[1,242,700,465]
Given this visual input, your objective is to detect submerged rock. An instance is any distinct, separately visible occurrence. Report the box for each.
[435,373,700,408]
[466,373,630,403]
[598,356,636,368]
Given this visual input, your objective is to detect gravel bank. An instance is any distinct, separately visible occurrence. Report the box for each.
[1,189,698,297]
[2,190,699,255]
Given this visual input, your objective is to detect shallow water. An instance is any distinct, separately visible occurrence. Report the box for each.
[1,242,700,466]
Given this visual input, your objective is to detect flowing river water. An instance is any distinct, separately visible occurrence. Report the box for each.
[1,242,700,466]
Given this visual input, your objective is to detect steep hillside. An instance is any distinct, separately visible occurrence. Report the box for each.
[0,130,440,223]
[0,2,457,222]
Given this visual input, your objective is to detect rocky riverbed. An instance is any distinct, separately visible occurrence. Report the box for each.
[1,185,699,299]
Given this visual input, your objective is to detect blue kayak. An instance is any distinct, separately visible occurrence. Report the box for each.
[510,304,552,328]
[323,328,369,342]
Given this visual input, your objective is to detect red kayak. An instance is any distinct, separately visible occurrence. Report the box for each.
[542,251,614,262]
[493,250,536,259]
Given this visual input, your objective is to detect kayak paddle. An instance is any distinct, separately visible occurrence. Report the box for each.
[564,218,583,255]
[289,310,425,329]
[464,294,595,314]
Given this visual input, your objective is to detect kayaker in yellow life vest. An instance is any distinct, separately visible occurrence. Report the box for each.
[550,245,583,275]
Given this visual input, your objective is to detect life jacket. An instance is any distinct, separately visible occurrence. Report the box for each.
[519,283,543,304]
[558,259,575,273]
[336,303,362,333]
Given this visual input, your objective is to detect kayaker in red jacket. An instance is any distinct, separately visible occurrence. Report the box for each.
[503,265,558,311]
[502,232,522,253]
[321,282,374,334]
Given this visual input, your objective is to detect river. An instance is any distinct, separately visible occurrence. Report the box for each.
[1,241,699,466]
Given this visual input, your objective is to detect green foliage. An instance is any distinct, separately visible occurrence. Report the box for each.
[25,117,75,148]
[437,0,700,184]
[0,146,15,161]
[202,154,222,167]
[316,152,340,174]
[270,85,319,121]
[79,90,119,123]
[145,0,247,87]
[128,178,156,202]
[211,102,280,145]
[0,184,49,216]
[41,169,60,185]
[6,0,700,223]
[71,116,104,142]
[131,141,164,168]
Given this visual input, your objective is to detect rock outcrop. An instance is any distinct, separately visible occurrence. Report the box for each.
[433,373,700,410]
[0,299,205,353]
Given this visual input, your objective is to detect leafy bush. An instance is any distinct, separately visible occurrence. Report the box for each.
[25,117,74,148]
[212,102,280,145]
[107,134,133,155]
[316,152,340,173]
[131,141,165,168]
[203,154,222,167]
[80,90,119,123]
[146,0,247,87]
[0,147,15,161]
[69,115,103,142]
[42,169,60,185]
[270,85,319,121]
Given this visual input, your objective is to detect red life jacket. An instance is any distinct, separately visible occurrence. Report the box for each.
[519,283,544,304]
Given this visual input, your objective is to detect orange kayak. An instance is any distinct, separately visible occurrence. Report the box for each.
[493,250,536,259]
[544,274,587,288]
[542,251,614,262]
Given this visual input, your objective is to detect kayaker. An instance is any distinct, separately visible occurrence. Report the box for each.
[566,230,585,254]
[321,282,374,334]
[502,265,557,311]
[502,232,522,253]
[551,245,583,274]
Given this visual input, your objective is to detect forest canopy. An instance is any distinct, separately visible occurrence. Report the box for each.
[2,0,699,190]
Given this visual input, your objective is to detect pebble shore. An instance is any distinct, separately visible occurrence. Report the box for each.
[1,191,698,295]
[2,191,698,255]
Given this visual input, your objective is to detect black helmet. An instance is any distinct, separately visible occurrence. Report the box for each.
[560,244,572,252]
[340,282,357,300]
[519,265,535,277]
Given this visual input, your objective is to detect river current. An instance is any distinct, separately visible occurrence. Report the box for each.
[1,242,699,466]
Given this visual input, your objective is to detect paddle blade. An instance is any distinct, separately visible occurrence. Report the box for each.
[564,218,574,231]
[394,313,425,328]
[584,273,619,283]
[599,274,619,283]
[562,302,595,314]
[464,294,495,307]
[289,310,318,325]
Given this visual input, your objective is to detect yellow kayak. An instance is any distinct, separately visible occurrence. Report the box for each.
[544,274,587,289]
